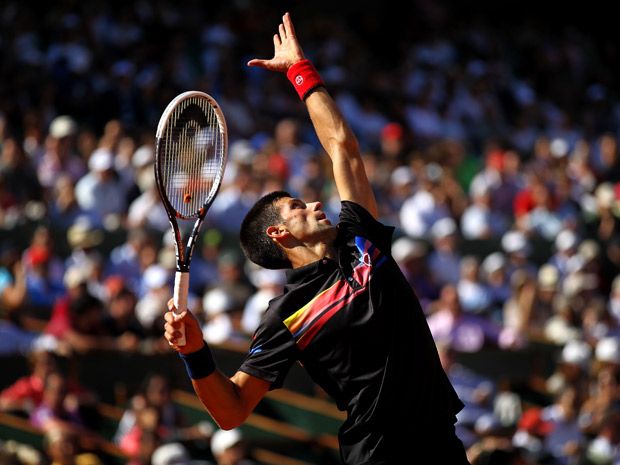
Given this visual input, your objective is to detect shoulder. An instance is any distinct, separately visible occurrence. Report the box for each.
[338,201,394,253]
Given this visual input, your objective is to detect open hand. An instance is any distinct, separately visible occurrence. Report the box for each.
[247,12,305,72]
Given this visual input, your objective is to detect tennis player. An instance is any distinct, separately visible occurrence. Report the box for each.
[165,12,470,464]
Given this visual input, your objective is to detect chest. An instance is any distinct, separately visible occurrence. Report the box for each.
[282,236,389,351]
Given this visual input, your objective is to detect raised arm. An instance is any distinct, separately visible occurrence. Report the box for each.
[248,12,378,218]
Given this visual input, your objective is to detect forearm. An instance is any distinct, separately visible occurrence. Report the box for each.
[191,371,250,430]
[305,88,358,160]
[304,88,378,216]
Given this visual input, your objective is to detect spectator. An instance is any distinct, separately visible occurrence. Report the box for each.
[30,372,84,430]
[391,236,438,311]
[106,227,153,295]
[480,252,510,319]
[544,295,582,345]
[135,265,172,338]
[210,429,258,465]
[64,218,104,271]
[74,148,126,227]
[0,137,43,212]
[461,183,507,239]
[428,217,461,286]
[0,244,27,314]
[457,256,491,315]
[241,267,286,336]
[48,175,89,229]
[548,229,579,279]
[36,116,85,191]
[201,288,241,346]
[115,374,185,447]
[500,230,537,280]
[119,405,167,458]
[399,162,451,239]
[427,284,508,353]
[545,339,592,398]
[44,426,103,465]
[22,243,65,316]
[126,145,169,232]
[151,443,202,465]
[0,350,58,413]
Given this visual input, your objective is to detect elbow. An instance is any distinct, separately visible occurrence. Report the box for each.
[214,416,245,431]
[216,422,241,431]
[212,408,250,431]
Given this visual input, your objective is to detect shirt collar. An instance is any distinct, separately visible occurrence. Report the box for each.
[285,258,335,285]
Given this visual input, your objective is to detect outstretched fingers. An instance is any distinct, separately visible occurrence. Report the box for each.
[283,12,296,38]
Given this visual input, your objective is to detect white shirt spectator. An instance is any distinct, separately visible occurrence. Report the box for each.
[75,148,126,225]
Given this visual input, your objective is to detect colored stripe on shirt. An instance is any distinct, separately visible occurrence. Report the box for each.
[283,236,386,350]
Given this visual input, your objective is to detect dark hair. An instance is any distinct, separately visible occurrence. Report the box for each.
[240,191,292,270]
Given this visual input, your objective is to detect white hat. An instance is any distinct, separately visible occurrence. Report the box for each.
[501,230,530,256]
[595,337,620,364]
[578,240,600,263]
[391,237,426,262]
[537,265,559,290]
[151,442,190,465]
[49,115,77,138]
[229,139,255,164]
[211,429,242,456]
[390,166,414,187]
[595,183,616,209]
[203,288,235,316]
[63,266,89,289]
[481,252,506,275]
[561,339,591,367]
[555,230,577,252]
[550,138,569,158]
[88,148,114,172]
[144,265,169,290]
[132,145,154,168]
[431,218,457,240]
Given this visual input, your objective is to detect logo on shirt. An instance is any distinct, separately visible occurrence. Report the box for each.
[249,344,263,355]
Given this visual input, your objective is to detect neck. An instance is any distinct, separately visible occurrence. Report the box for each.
[288,229,338,269]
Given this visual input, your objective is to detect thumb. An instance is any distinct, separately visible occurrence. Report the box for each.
[247,59,269,68]
[173,310,188,323]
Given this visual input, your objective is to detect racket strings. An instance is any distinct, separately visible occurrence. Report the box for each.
[160,96,226,218]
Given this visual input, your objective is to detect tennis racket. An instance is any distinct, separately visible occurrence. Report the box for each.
[155,91,228,346]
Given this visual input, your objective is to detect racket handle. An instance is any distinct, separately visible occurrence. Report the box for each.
[173,271,189,346]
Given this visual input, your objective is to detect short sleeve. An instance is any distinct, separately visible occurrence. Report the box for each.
[338,201,395,253]
[239,310,298,390]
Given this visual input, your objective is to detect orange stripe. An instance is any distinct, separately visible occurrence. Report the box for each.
[297,285,367,350]
[286,279,350,336]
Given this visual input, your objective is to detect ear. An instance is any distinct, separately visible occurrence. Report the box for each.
[266,225,289,241]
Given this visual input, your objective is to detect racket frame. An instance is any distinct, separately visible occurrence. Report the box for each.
[154,91,228,345]
[154,91,228,273]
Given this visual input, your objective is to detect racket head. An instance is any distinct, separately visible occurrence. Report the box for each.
[155,91,228,221]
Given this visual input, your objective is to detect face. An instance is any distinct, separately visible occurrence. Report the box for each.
[272,197,335,243]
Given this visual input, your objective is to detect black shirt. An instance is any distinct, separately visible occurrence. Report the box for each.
[239,201,464,464]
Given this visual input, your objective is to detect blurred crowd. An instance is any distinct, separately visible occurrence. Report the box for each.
[1,1,620,464]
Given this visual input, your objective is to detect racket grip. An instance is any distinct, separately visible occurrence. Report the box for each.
[173,271,189,346]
